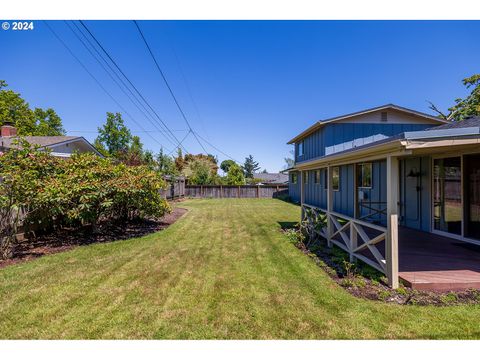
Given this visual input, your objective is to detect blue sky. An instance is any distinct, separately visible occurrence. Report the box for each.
[1,20,479,171]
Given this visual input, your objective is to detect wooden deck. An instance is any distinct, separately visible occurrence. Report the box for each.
[398,227,480,291]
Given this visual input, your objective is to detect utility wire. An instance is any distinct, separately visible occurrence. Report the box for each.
[133,20,209,154]
[165,28,212,143]
[168,130,192,156]
[65,21,180,150]
[193,131,240,163]
[43,21,170,152]
[79,20,188,154]
[69,20,181,148]
[67,129,189,134]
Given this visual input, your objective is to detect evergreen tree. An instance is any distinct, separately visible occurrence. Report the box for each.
[242,155,260,178]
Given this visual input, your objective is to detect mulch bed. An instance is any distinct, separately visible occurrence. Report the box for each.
[283,228,480,306]
[0,207,188,269]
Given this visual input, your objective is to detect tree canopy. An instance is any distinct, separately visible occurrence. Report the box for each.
[225,163,245,185]
[0,80,65,136]
[95,112,132,157]
[429,74,480,121]
[242,155,260,178]
[220,159,236,173]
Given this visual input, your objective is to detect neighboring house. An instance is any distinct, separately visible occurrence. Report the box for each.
[253,172,288,185]
[287,104,480,290]
[0,123,103,157]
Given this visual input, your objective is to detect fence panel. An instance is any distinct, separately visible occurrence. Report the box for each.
[184,185,288,199]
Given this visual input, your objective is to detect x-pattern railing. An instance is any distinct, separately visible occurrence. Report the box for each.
[302,203,387,274]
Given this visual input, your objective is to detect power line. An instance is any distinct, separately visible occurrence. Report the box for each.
[78,20,188,154]
[43,21,171,152]
[133,20,209,154]
[67,129,189,134]
[164,28,212,143]
[193,131,240,164]
[65,21,181,150]
[69,20,182,149]
[168,130,191,156]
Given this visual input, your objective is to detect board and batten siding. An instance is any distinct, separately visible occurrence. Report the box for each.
[304,168,328,209]
[288,171,301,203]
[295,123,432,163]
[293,162,388,226]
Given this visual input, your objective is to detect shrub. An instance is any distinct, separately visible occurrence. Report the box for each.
[0,143,170,258]
[284,228,304,246]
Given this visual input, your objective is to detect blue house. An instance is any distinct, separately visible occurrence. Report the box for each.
[287,104,480,290]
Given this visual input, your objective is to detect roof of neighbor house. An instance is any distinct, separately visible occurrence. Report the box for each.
[1,136,80,149]
[290,117,480,170]
[0,135,103,157]
[287,104,448,144]
[253,172,289,184]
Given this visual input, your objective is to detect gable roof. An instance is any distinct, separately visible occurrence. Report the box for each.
[287,104,448,144]
[292,120,480,170]
[0,136,103,157]
[253,172,289,184]
[1,136,80,149]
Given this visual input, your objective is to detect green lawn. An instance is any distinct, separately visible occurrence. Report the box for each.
[0,198,479,339]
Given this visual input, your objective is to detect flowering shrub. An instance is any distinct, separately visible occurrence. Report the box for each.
[0,143,170,258]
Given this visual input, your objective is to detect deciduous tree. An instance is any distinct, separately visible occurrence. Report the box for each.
[95,112,132,157]
[429,74,480,121]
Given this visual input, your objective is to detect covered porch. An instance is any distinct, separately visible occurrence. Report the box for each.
[302,203,480,291]
[298,125,480,290]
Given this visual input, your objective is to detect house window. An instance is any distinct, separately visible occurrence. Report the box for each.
[332,167,340,191]
[303,171,308,184]
[290,172,298,184]
[358,163,372,188]
[298,141,304,157]
[314,170,321,184]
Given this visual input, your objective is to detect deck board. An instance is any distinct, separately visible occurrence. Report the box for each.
[398,227,480,291]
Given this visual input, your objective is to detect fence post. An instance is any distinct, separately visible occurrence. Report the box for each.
[220,185,223,198]
[201,185,203,198]
[238,185,241,198]
[257,185,260,198]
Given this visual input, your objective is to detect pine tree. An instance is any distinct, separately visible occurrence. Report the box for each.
[242,155,260,178]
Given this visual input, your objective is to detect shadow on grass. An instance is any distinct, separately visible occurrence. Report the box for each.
[278,221,298,230]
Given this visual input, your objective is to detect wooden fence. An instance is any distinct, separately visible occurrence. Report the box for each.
[159,176,186,200]
[185,185,288,199]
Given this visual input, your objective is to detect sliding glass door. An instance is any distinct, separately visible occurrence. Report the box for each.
[465,155,480,240]
[433,157,462,235]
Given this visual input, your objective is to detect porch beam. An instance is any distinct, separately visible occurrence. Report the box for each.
[386,156,399,289]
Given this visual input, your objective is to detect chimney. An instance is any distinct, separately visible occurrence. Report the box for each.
[1,122,17,137]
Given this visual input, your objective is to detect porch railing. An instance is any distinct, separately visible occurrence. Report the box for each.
[302,203,387,274]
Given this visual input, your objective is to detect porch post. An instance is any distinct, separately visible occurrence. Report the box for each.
[386,156,399,289]
[300,171,305,220]
[351,164,358,262]
[327,166,333,247]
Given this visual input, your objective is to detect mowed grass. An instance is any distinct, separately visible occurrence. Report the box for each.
[0,199,479,339]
